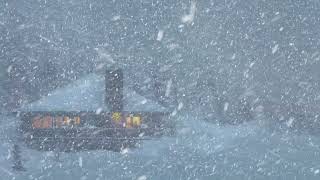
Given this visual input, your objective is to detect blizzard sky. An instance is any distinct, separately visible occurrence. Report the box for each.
[1,1,320,178]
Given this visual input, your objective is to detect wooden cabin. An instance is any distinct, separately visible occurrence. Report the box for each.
[18,69,173,152]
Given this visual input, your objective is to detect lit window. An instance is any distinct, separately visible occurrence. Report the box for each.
[133,116,141,126]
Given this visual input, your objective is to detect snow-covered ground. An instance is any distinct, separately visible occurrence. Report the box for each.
[1,114,320,180]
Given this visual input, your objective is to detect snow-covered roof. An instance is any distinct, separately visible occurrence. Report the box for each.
[20,73,169,112]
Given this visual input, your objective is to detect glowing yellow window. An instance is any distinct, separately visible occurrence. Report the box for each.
[55,116,63,127]
[132,116,141,126]
[32,116,42,128]
[75,117,81,125]
[112,112,121,122]
[126,116,132,128]
[32,116,52,128]
[42,116,53,128]
[63,116,70,125]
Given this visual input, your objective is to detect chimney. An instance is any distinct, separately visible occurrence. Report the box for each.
[105,69,123,112]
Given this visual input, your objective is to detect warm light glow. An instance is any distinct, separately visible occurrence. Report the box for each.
[75,117,81,125]
[55,116,63,127]
[63,116,70,125]
[133,116,141,126]
[126,116,132,128]
[32,116,52,128]
[112,112,121,122]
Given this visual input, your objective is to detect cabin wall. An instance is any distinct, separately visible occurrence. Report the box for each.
[18,111,173,151]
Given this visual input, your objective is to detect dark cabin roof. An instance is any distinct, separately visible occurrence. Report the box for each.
[20,73,169,113]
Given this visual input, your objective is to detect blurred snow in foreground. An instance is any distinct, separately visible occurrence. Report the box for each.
[181,0,196,24]
[1,114,320,180]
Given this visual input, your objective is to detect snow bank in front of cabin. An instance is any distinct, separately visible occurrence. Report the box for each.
[1,114,320,180]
